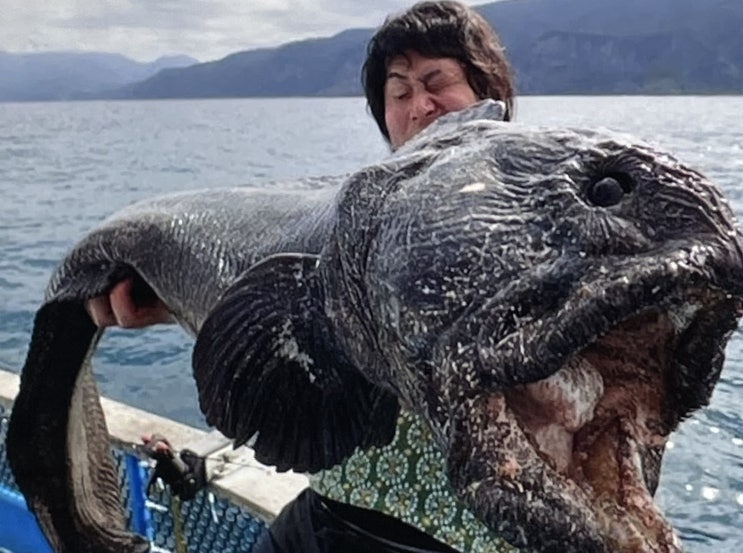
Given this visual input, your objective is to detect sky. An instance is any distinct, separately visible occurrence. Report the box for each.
[1,0,486,63]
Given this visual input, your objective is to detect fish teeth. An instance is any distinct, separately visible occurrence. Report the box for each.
[505,357,605,474]
[525,356,604,432]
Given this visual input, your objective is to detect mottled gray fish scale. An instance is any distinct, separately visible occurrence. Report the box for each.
[46,186,340,330]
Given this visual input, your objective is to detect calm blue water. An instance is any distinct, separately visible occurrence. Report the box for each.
[1,96,742,551]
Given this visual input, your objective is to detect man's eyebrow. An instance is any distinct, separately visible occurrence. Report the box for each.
[386,67,449,84]
[386,71,409,81]
[419,68,444,84]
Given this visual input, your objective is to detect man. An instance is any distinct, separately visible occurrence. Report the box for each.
[88,2,516,551]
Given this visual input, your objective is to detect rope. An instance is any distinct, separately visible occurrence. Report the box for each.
[170,494,188,553]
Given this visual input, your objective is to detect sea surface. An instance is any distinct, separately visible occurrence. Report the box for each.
[1,96,742,551]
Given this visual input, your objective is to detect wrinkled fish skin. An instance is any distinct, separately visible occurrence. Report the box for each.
[317,117,743,551]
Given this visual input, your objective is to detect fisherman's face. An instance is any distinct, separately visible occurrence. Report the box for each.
[384,50,479,149]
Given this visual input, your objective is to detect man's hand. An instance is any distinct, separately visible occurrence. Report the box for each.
[86,278,174,328]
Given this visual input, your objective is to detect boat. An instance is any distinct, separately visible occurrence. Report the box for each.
[0,367,307,553]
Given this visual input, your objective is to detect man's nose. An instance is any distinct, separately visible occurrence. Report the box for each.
[410,91,437,121]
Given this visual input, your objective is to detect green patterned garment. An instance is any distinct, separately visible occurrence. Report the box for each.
[310,410,516,553]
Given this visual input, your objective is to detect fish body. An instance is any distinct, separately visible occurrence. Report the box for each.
[8,102,743,553]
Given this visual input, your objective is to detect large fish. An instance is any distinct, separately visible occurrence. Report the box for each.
[7,102,743,552]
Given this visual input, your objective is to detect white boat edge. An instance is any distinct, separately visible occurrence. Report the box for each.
[0,367,309,523]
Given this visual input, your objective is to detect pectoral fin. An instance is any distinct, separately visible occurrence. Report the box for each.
[193,253,399,473]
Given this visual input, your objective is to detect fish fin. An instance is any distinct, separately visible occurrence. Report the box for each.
[193,253,399,473]
[7,301,149,553]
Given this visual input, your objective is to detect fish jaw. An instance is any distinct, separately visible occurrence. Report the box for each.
[448,390,683,553]
[442,290,741,553]
[448,393,612,553]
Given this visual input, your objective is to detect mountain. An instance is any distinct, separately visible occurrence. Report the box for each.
[108,29,372,100]
[477,0,743,94]
[0,52,199,101]
[1,0,740,101]
[111,0,743,98]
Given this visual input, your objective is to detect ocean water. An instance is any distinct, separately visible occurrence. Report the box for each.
[1,95,742,551]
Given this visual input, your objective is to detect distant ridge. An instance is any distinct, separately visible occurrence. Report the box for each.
[1,0,740,102]
[0,52,199,102]
[109,28,371,100]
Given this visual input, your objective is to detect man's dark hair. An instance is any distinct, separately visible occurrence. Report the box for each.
[362,0,515,142]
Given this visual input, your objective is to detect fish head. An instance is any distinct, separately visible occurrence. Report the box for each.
[323,112,743,551]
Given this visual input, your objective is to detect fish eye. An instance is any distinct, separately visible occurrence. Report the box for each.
[587,173,634,207]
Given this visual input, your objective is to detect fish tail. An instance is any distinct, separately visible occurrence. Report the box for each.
[7,301,148,553]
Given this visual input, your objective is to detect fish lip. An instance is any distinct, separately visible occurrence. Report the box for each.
[477,242,743,391]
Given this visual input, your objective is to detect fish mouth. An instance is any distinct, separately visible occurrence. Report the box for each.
[504,308,688,551]
[485,266,742,551]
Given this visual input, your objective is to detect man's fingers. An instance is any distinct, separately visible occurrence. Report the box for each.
[85,280,137,328]
[109,280,140,328]
[86,278,173,329]
[85,295,117,327]
[110,279,173,328]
